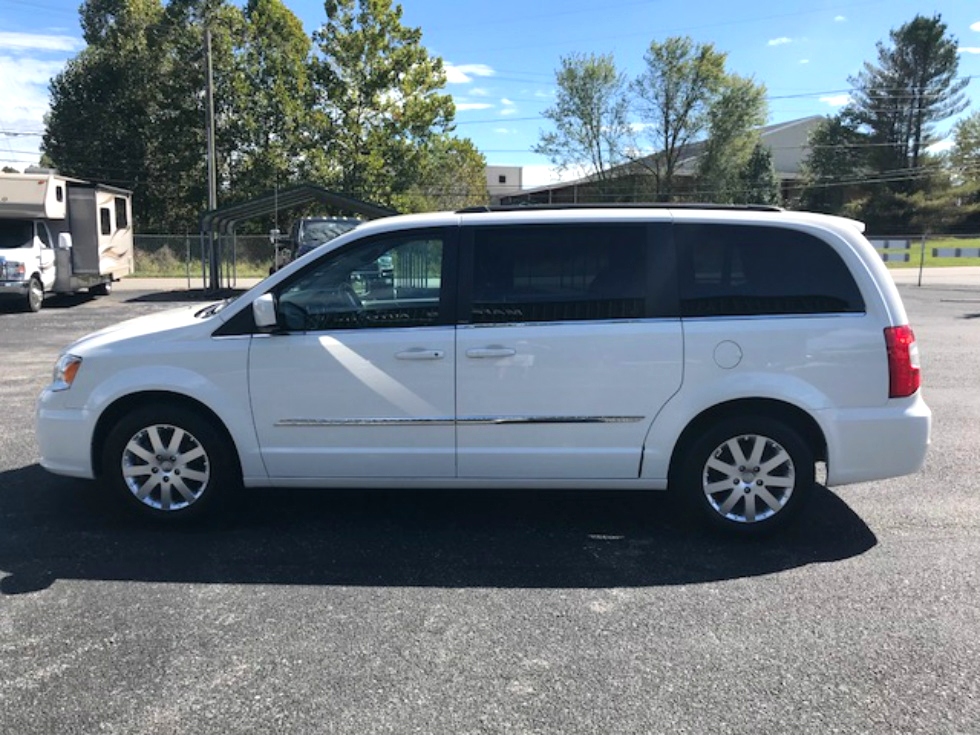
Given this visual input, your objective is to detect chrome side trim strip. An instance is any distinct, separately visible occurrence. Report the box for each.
[276,417,455,427]
[275,416,644,427]
[459,415,644,425]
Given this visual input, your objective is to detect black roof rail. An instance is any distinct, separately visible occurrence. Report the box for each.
[456,203,784,214]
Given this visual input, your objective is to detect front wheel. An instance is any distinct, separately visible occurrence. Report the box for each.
[681,417,814,535]
[89,280,112,296]
[101,404,239,521]
[25,277,43,312]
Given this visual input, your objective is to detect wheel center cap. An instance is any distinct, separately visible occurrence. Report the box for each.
[161,460,174,472]
[741,472,756,483]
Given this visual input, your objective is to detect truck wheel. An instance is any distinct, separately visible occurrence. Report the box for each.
[25,277,43,312]
[90,281,112,296]
[681,416,813,535]
[101,404,239,522]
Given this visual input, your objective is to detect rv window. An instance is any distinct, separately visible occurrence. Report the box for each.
[56,186,64,203]
[114,197,129,229]
[100,207,112,235]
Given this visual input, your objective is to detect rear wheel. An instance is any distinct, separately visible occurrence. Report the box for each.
[682,416,813,535]
[101,404,238,521]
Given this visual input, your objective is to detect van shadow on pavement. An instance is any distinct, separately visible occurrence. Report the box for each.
[0,464,877,594]
[124,288,249,303]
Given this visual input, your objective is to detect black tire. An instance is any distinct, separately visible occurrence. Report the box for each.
[101,404,239,522]
[25,276,43,312]
[89,281,112,296]
[681,416,814,536]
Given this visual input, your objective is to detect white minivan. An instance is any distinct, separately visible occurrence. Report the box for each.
[36,206,931,534]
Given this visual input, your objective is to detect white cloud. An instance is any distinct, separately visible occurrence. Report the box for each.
[0,32,80,168]
[835,15,846,22]
[960,47,980,55]
[534,90,553,99]
[500,108,518,116]
[971,21,980,32]
[0,31,81,53]
[820,94,852,107]
[470,87,490,97]
[444,63,495,84]
[927,139,954,154]
[455,102,493,111]
[799,59,810,64]
[520,163,589,189]
[768,37,792,47]
[501,98,515,106]
[493,128,516,135]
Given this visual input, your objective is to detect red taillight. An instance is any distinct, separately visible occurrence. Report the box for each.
[884,325,921,398]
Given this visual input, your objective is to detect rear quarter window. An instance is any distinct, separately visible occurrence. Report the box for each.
[676,223,865,317]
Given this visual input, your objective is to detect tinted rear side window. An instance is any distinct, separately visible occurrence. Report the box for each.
[676,224,865,317]
[468,224,648,323]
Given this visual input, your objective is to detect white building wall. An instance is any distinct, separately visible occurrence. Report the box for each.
[486,166,523,199]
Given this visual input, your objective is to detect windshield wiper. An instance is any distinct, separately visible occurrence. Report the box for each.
[194,298,232,318]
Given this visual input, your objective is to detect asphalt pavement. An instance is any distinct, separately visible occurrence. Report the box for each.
[0,277,978,734]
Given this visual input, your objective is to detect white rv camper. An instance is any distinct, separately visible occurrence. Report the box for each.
[0,169,134,311]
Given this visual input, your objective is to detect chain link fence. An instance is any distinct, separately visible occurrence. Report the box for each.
[134,234,275,288]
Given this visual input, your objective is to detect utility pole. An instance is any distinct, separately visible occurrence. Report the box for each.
[204,27,220,292]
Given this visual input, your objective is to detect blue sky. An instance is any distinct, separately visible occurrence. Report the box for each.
[1,0,978,187]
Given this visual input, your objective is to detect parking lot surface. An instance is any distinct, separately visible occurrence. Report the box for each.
[1,279,978,734]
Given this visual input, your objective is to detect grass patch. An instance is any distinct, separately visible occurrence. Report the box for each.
[133,245,269,278]
[883,237,980,268]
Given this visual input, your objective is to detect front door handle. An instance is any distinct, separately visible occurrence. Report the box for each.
[466,347,517,359]
[396,349,445,360]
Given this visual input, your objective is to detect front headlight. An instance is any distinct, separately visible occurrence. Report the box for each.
[52,354,83,391]
[0,260,26,281]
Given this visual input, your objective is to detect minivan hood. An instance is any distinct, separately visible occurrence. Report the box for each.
[63,302,218,355]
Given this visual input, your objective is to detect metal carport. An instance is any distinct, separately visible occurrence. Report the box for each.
[199,185,397,291]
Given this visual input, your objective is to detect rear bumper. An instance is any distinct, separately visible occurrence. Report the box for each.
[821,394,931,486]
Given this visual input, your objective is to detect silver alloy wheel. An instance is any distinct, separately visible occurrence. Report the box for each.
[701,433,796,524]
[27,278,43,312]
[121,423,211,511]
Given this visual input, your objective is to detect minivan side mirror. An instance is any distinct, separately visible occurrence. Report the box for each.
[57,232,73,250]
[252,293,278,329]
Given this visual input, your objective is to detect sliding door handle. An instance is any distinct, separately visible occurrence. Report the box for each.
[466,347,517,359]
[396,349,445,360]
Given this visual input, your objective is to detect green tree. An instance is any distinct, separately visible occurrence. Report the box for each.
[395,135,488,212]
[630,37,727,201]
[847,14,968,190]
[230,0,313,200]
[308,0,455,207]
[142,0,246,230]
[950,112,980,185]
[945,112,980,231]
[694,74,767,203]
[799,114,869,213]
[533,52,630,198]
[43,0,164,225]
[43,0,248,231]
[733,141,780,205]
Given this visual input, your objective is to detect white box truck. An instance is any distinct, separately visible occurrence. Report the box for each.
[0,169,134,312]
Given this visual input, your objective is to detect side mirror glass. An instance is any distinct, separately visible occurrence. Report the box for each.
[57,232,73,250]
[252,292,278,329]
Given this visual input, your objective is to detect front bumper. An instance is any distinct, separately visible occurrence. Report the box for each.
[0,280,29,298]
[36,388,97,479]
